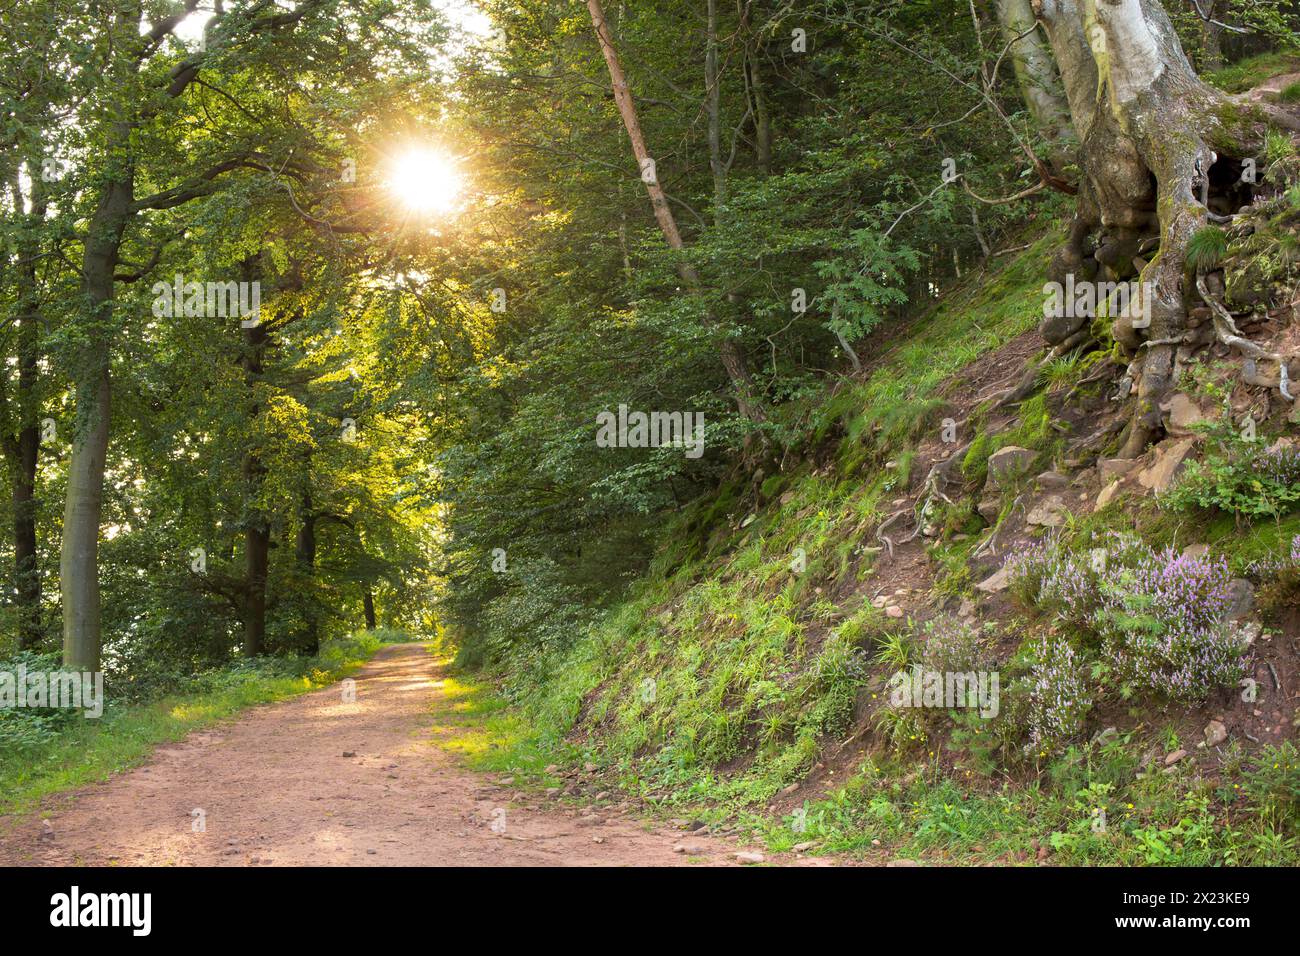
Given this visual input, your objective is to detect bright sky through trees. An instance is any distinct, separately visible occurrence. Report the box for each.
[385,148,465,215]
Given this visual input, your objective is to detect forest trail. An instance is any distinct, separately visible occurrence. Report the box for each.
[0,644,772,867]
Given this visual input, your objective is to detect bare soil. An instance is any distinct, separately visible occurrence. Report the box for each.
[0,644,788,867]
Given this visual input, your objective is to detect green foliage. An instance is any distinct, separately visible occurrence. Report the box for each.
[1245,742,1300,832]
[435,0,1045,670]
[1165,421,1300,519]
[918,614,994,674]
[1025,634,1092,757]
[0,651,83,752]
[1204,49,1300,92]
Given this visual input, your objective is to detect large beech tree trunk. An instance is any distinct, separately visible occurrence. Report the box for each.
[1009,0,1294,455]
[62,147,132,671]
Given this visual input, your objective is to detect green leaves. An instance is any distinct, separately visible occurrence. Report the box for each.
[818,230,920,343]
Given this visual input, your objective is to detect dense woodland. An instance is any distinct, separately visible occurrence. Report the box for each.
[3,0,1300,866]
[0,0,1036,679]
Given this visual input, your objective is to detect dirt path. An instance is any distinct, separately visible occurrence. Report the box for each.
[0,644,773,867]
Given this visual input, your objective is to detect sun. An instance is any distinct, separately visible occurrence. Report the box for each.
[386,147,464,215]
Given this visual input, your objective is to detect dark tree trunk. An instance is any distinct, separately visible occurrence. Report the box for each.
[362,590,376,631]
[13,419,40,649]
[296,493,319,654]
[241,308,269,658]
[1200,1,1225,71]
[9,173,44,649]
[244,522,269,657]
[749,53,772,174]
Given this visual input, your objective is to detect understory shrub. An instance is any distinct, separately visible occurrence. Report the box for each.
[1165,432,1300,518]
[1254,535,1300,613]
[918,614,995,673]
[0,651,86,752]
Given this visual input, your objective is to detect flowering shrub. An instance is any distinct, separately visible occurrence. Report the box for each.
[918,614,994,673]
[1094,556,1243,700]
[1243,533,1300,578]
[1026,634,1091,755]
[1006,533,1246,702]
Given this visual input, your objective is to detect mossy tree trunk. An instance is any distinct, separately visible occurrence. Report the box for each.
[1010,0,1291,455]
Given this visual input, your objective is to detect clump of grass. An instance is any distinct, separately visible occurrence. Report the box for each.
[1187,225,1228,271]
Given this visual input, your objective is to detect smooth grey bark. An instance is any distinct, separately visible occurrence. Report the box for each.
[62,131,132,671]
[996,0,1074,169]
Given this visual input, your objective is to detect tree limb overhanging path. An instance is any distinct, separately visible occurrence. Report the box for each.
[0,645,791,867]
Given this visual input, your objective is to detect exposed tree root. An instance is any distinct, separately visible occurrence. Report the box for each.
[1196,272,1295,402]
[899,438,975,546]
[993,328,1094,411]
[874,509,911,560]
[971,494,1022,561]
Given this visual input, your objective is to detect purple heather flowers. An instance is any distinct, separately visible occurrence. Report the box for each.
[1026,634,1091,753]
[1006,532,1247,704]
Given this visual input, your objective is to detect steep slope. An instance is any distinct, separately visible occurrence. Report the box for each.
[472,214,1300,865]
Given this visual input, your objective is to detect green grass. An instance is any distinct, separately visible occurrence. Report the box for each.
[0,632,386,817]
[458,231,1062,812]
[816,227,1056,462]
[434,657,1300,866]
[759,741,1300,866]
[1204,50,1300,93]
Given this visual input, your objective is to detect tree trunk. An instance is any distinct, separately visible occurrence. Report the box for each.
[1023,0,1287,456]
[996,0,1074,170]
[706,0,726,211]
[241,315,269,657]
[362,590,376,631]
[748,50,773,174]
[1199,1,1225,71]
[738,0,772,173]
[62,156,132,671]
[244,522,269,657]
[296,493,319,655]
[586,0,765,423]
[12,407,40,650]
